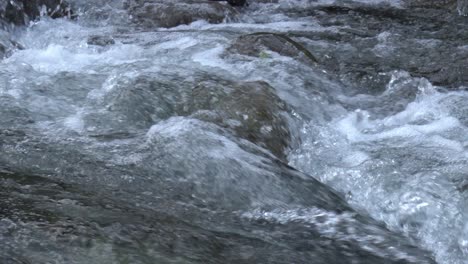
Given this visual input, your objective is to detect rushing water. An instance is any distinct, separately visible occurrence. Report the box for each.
[0,0,467,263]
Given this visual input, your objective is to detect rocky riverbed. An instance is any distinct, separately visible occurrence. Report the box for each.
[0,0,467,263]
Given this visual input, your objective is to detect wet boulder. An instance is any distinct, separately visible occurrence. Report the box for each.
[402,0,457,9]
[87,35,115,46]
[227,32,318,64]
[402,0,468,15]
[82,74,292,160]
[25,0,73,19]
[296,1,468,91]
[185,79,291,160]
[0,0,72,26]
[0,0,24,25]
[80,75,185,138]
[227,0,247,6]
[124,0,237,28]
[0,29,19,58]
[0,95,33,128]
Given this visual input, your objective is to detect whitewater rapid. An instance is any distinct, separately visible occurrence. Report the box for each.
[0,0,467,263]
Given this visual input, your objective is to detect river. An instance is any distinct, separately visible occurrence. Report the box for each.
[0,0,467,263]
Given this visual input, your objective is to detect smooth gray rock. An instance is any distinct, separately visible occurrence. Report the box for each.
[186,79,291,160]
[0,29,23,58]
[293,2,468,91]
[87,35,115,46]
[80,74,291,160]
[227,32,318,64]
[124,0,237,28]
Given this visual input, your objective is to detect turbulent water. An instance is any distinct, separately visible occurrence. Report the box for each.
[1,0,467,263]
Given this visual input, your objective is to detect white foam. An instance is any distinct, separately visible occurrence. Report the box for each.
[5,43,144,74]
[154,36,199,50]
[163,20,331,33]
[243,207,421,262]
[63,110,85,133]
[192,44,227,69]
[291,87,468,264]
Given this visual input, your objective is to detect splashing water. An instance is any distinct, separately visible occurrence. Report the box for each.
[290,71,468,263]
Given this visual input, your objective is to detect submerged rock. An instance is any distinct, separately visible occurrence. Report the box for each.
[86,35,115,46]
[0,165,436,264]
[82,74,186,136]
[124,0,237,28]
[0,115,437,263]
[0,95,34,127]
